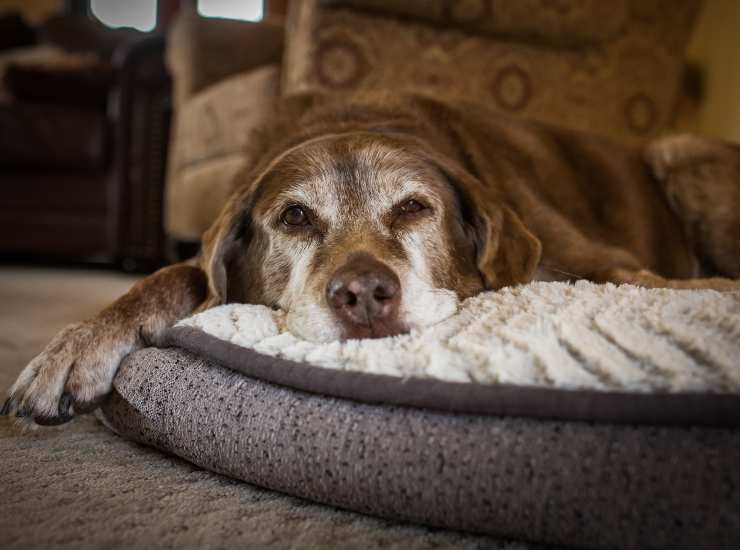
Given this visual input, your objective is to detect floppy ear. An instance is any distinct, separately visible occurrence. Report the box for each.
[434,158,542,290]
[197,195,249,311]
[472,204,542,289]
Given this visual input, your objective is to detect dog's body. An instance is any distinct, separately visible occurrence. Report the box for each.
[4,93,740,425]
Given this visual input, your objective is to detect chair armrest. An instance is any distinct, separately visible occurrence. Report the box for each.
[166,11,283,107]
[107,34,172,272]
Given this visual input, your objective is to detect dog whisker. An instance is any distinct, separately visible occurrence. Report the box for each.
[539,265,584,280]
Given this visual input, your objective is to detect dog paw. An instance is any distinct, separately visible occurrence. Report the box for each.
[1,321,135,425]
[644,134,716,181]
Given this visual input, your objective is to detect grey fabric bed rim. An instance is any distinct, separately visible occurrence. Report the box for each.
[100,347,740,550]
[164,326,740,427]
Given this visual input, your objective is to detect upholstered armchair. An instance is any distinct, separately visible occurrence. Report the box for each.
[0,15,171,272]
[163,0,702,249]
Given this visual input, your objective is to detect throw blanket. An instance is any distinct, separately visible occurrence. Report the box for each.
[177,281,740,393]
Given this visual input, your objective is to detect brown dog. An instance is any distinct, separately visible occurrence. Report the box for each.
[3,92,740,425]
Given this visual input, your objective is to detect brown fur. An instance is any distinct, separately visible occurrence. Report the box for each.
[4,92,740,425]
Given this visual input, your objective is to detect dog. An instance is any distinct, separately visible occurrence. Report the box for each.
[3,92,740,426]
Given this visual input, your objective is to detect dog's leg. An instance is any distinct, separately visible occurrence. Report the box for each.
[645,134,740,277]
[596,267,740,292]
[1,263,207,425]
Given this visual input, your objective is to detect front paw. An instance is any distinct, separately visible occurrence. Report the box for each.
[1,321,135,425]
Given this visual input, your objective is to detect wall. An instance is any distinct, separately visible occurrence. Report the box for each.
[686,0,740,142]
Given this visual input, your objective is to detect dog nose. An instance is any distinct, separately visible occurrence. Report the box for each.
[326,254,401,336]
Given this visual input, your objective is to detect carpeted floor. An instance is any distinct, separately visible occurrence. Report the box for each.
[0,266,548,550]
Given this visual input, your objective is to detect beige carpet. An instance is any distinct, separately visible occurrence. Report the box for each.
[0,266,544,550]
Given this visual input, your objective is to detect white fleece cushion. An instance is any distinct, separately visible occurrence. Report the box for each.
[176,281,740,393]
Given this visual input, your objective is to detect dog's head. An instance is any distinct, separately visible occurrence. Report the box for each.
[200,130,540,342]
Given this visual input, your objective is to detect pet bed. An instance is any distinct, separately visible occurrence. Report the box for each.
[99,281,740,550]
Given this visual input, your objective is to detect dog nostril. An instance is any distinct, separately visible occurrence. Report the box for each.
[373,285,393,302]
[328,283,359,309]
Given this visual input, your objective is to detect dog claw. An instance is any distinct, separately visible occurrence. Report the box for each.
[0,398,11,416]
[6,394,78,425]
[59,393,74,418]
[29,395,76,426]
[73,398,101,414]
[34,413,73,426]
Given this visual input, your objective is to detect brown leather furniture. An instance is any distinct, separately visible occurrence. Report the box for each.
[0,15,171,271]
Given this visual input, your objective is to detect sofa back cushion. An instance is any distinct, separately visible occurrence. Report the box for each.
[0,102,106,168]
[283,0,702,144]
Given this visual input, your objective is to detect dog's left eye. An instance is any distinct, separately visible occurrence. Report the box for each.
[281,206,310,227]
[398,199,427,216]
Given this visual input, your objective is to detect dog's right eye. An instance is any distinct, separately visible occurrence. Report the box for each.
[281,206,310,227]
[399,199,426,215]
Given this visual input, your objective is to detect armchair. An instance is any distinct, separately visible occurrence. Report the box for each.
[0,15,171,272]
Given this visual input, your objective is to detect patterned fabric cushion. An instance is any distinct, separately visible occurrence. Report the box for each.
[284,0,702,144]
[165,65,280,240]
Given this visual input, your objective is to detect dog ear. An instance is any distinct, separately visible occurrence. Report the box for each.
[197,194,250,311]
[471,204,542,289]
[435,159,542,289]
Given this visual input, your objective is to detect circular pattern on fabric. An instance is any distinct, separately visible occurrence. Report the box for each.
[315,38,368,90]
[492,64,532,112]
[624,93,658,135]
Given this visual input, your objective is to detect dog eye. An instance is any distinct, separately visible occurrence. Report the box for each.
[281,206,310,227]
[398,199,426,215]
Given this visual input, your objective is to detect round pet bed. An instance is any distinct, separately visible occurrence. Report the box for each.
[99,282,740,550]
